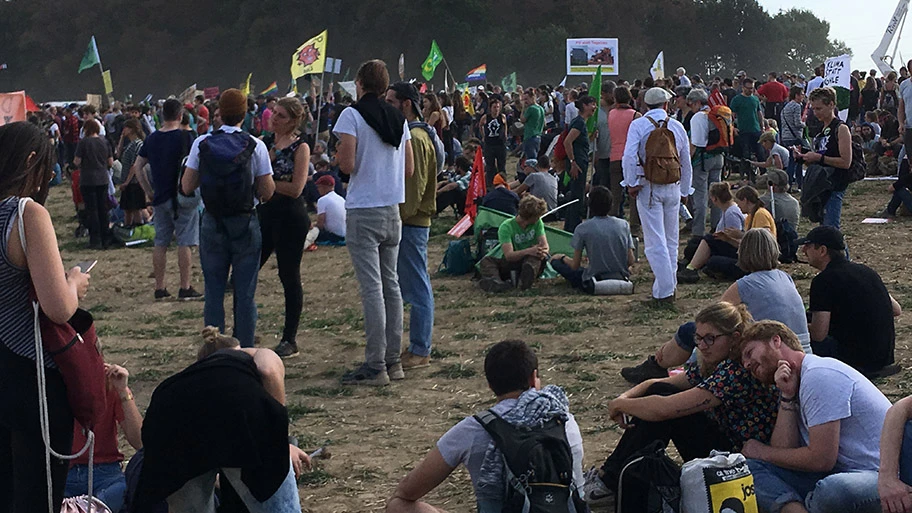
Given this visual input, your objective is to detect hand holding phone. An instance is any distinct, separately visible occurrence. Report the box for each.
[76,260,97,274]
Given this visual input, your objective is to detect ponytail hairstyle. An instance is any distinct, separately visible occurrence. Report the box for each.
[693,302,754,376]
[197,326,240,361]
[735,185,764,216]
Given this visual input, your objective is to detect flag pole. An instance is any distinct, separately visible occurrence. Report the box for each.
[442,57,459,91]
[94,39,113,107]
[314,67,327,142]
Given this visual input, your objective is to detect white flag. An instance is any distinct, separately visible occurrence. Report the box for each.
[650,51,664,80]
[559,76,567,87]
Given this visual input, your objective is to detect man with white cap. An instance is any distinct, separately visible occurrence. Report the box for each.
[622,87,693,302]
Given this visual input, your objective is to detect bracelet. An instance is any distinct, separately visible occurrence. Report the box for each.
[780,402,799,412]
[120,388,134,402]
[780,395,798,403]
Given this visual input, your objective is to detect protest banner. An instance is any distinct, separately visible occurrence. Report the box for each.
[0,91,27,126]
[566,38,619,75]
[102,70,113,94]
[203,86,220,100]
[822,54,851,121]
[85,94,102,110]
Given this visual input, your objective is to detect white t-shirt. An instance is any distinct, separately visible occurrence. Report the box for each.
[332,107,410,209]
[690,109,710,147]
[48,123,59,139]
[317,191,346,237]
[565,103,579,125]
[185,125,273,206]
[806,76,824,95]
[436,397,585,501]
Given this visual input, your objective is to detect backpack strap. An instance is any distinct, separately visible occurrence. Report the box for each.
[646,116,661,129]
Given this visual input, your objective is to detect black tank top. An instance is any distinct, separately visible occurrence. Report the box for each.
[484,115,506,147]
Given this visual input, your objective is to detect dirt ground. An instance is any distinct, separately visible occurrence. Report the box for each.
[48,173,912,513]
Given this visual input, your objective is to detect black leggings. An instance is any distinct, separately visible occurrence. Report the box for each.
[80,184,110,246]
[0,343,74,512]
[599,382,732,490]
[258,196,310,343]
[484,145,507,187]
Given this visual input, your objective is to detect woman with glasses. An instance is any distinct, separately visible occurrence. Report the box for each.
[580,302,778,508]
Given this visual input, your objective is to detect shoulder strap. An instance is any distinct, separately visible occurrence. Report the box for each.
[646,116,660,129]
[17,197,30,255]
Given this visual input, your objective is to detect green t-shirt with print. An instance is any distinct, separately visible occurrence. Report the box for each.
[498,217,545,252]
[523,104,545,140]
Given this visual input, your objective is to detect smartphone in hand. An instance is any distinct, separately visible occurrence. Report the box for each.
[75,260,97,273]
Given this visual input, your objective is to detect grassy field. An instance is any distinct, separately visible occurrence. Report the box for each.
[47,174,912,513]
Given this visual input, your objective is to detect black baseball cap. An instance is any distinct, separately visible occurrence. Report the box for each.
[388,82,423,120]
[796,226,845,250]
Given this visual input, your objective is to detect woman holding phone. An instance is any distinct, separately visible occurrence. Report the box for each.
[0,121,91,510]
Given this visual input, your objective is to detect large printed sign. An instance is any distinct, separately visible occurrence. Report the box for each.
[823,54,851,121]
[0,92,28,126]
[566,38,619,75]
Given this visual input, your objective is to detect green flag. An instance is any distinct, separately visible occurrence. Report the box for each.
[587,65,602,134]
[421,40,443,81]
[78,36,101,74]
[501,72,517,93]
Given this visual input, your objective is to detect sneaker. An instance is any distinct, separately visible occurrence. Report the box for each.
[401,351,431,370]
[874,208,894,219]
[274,340,299,358]
[677,267,701,284]
[479,277,513,293]
[864,363,902,379]
[387,362,405,380]
[581,467,616,508]
[341,363,390,386]
[178,286,204,301]
[519,260,537,290]
[621,356,669,384]
[154,289,171,301]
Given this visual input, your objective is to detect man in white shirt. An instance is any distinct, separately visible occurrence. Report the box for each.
[333,59,414,386]
[687,88,723,237]
[305,175,346,245]
[676,67,692,88]
[622,87,693,302]
[180,88,275,348]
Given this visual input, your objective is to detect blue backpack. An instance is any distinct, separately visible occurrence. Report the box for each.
[198,130,257,218]
[438,239,475,275]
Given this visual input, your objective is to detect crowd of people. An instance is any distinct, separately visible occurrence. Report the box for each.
[3,55,912,513]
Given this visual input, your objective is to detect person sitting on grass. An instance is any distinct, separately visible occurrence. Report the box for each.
[877,396,912,513]
[135,327,311,512]
[65,362,143,513]
[622,228,811,384]
[682,181,745,263]
[759,168,800,229]
[749,130,790,171]
[435,155,471,217]
[580,302,778,509]
[304,174,346,249]
[550,185,635,292]
[478,195,549,292]
[386,339,585,513]
[678,185,774,283]
[511,156,558,211]
[480,174,520,216]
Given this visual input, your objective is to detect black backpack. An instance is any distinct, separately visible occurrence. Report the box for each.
[122,448,168,513]
[616,441,681,513]
[800,164,834,223]
[823,118,866,183]
[474,410,582,513]
[776,218,800,263]
[198,129,258,218]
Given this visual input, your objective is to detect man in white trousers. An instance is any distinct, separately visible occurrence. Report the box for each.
[621,87,693,302]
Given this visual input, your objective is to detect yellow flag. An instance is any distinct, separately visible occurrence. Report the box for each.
[242,73,252,97]
[462,90,475,116]
[102,70,113,95]
[291,30,327,80]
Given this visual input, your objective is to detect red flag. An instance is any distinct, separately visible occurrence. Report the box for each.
[464,148,487,219]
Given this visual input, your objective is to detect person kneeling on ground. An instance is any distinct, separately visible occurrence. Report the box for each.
[386,339,585,513]
[581,302,778,509]
[549,185,635,292]
[134,327,311,512]
[65,364,143,513]
[304,175,346,248]
[678,185,775,283]
[738,321,891,513]
[478,195,549,292]
[622,228,813,384]
[878,396,912,513]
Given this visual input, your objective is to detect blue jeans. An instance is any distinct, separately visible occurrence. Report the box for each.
[522,136,541,160]
[747,459,881,513]
[901,420,912,485]
[166,460,300,513]
[823,190,845,229]
[66,462,126,513]
[780,139,803,187]
[398,225,434,357]
[200,212,262,348]
[550,257,585,289]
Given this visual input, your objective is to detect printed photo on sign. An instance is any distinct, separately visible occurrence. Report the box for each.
[566,38,619,75]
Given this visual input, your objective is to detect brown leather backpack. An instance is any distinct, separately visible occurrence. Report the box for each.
[643,117,681,184]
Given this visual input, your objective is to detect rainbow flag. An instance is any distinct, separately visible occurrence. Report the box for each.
[465,64,486,82]
[260,81,278,96]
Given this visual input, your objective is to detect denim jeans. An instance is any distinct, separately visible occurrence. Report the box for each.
[887,187,912,215]
[166,460,301,513]
[398,225,434,357]
[200,212,262,348]
[66,462,126,513]
[550,257,585,289]
[780,139,802,187]
[747,459,881,513]
[691,154,723,236]
[823,190,845,229]
[346,206,403,371]
[522,136,541,160]
[902,420,912,485]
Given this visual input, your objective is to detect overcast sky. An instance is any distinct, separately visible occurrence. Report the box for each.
[757,0,910,71]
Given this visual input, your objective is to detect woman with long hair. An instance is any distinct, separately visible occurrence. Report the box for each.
[258,97,311,358]
[0,121,91,510]
[117,118,147,226]
[74,118,115,248]
[581,302,777,507]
